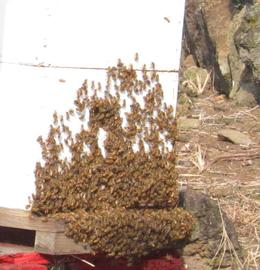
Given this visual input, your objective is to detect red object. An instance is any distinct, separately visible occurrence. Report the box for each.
[0,253,49,270]
[0,264,47,270]
[68,250,187,270]
[0,250,187,270]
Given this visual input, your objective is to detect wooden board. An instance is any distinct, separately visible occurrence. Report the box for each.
[0,243,34,255]
[35,231,91,255]
[0,207,90,255]
[0,207,64,232]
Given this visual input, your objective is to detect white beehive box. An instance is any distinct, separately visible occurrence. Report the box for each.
[0,0,185,209]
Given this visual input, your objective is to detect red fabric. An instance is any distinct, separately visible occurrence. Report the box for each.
[0,253,49,270]
[0,253,49,265]
[0,250,187,270]
[0,264,47,270]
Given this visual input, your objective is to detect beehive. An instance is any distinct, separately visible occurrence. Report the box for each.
[0,0,186,210]
[0,1,190,260]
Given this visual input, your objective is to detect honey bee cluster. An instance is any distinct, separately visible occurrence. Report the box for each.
[60,207,193,262]
[30,59,194,262]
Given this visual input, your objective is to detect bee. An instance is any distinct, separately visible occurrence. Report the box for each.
[117,58,123,67]
[134,52,139,62]
[164,17,170,23]
[66,111,70,121]
[91,81,95,91]
[69,109,74,116]
[97,82,102,91]
[53,111,58,125]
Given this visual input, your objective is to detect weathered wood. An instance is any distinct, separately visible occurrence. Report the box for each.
[0,243,34,254]
[0,207,92,255]
[34,231,91,255]
[0,207,65,232]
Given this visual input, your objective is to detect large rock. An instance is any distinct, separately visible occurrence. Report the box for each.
[228,6,248,98]
[199,0,233,76]
[231,3,260,101]
[182,0,229,94]
[180,189,243,270]
[182,1,260,105]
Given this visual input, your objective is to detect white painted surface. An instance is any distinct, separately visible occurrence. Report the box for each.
[0,0,185,209]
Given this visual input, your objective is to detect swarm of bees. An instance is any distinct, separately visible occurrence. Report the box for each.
[30,58,194,263]
[59,207,193,263]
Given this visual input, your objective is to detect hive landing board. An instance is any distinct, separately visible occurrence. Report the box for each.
[0,0,185,209]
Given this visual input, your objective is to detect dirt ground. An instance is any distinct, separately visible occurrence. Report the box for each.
[176,89,260,269]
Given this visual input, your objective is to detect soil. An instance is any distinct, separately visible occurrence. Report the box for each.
[176,89,260,269]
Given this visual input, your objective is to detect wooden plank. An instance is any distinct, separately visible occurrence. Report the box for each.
[34,231,91,255]
[0,207,65,233]
[0,243,34,254]
[0,208,93,255]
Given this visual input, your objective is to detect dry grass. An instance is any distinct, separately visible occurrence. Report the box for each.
[222,193,260,270]
[212,201,244,270]
[176,92,260,269]
[190,144,207,173]
[182,69,212,96]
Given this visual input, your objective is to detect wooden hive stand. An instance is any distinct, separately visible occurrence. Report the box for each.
[0,207,90,255]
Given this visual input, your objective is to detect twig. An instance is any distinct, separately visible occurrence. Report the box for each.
[190,144,207,172]
[207,170,237,175]
[205,152,260,171]
[179,174,204,177]
[224,106,259,120]
[212,201,244,269]
[71,255,95,267]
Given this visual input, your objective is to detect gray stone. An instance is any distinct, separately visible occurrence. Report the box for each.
[181,1,260,106]
[180,189,243,270]
[230,3,260,102]
[178,117,201,130]
[182,0,229,94]
[236,83,259,106]
[218,128,255,145]
[228,7,247,98]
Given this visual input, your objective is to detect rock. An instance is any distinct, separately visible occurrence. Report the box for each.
[233,3,260,103]
[218,128,255,145]
[234,3,260,83]
[182,0,229,94]
[176,134,191,143]
[182,0,260,106]
[228,6,247,98]
[179,189,243,270]
[178,117,201,130]
[236,82,259,106]
[199,0,233,76]
[181,54,196,69]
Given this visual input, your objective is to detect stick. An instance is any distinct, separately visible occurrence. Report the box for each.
[206,152,260,171]
[71,255,95,267]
